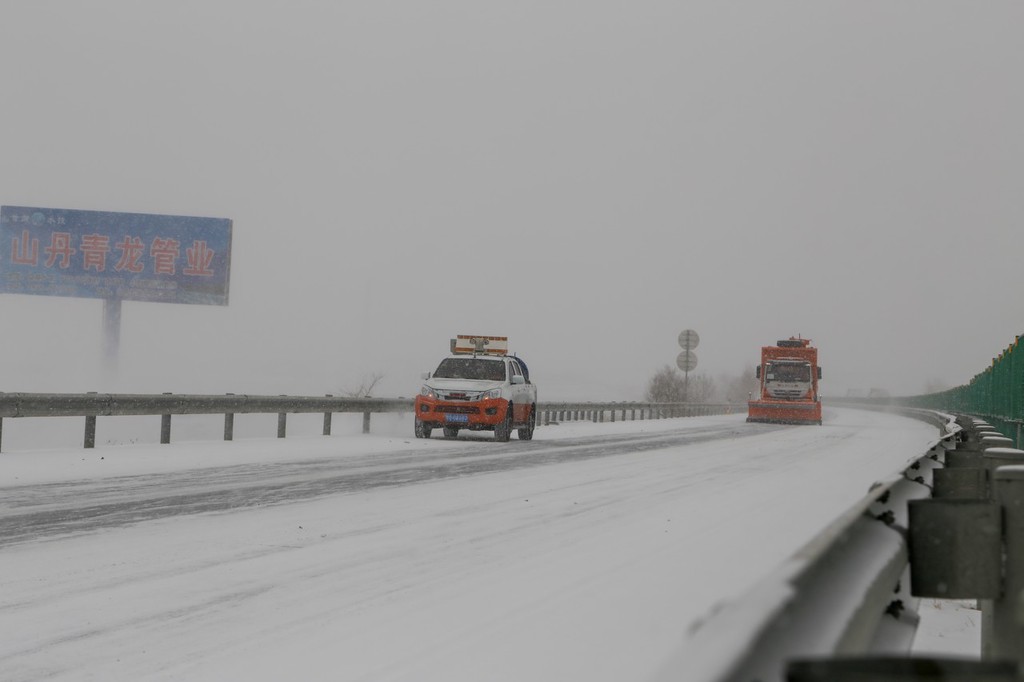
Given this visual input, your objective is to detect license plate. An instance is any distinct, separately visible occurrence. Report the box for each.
[445,414,469,423]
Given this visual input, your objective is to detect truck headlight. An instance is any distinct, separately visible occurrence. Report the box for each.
[420,385,437,398]
[482,388,502,400]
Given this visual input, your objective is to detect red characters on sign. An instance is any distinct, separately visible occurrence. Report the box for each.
[44,232,76,269]
[11,229,39,265]
[114,236,146,273]
[184,240,216,277]
[7,232,216,277]
[81,234,111,272]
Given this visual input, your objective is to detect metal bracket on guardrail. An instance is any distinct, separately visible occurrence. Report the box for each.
[906,417,1024,668]
[908,499,1001,599]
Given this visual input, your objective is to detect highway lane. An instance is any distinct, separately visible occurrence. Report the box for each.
[0,409,939,682]
[0,420,781,547]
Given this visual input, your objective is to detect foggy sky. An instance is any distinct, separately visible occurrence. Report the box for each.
[1,2,1022,401]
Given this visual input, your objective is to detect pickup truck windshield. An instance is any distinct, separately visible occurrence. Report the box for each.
[434,358,507,382]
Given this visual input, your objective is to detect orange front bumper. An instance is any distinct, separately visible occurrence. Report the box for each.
[414,395,510,429]
[747,400,822,425]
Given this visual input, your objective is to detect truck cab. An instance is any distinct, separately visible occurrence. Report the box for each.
[415,335,537,441]
[761,359,815,400]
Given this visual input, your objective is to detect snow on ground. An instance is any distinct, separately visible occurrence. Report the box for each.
[913,599,981,657]
[0,407,971,681]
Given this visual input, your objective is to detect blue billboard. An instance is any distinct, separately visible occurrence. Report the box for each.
[0,206,231,305]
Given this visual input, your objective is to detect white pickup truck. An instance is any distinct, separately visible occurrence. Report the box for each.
[414,335,537,441]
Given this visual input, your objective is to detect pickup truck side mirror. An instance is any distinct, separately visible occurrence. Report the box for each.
[511,375,525,385]
[421,372,431,380]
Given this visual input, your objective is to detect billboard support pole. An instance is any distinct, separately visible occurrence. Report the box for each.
[103,298,121,381]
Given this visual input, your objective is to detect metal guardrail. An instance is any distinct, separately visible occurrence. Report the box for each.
[658,408,1024,681]
[0,392,412,451]
[538,401,736,425]
[0,392,737,451]
[655,407,961,682]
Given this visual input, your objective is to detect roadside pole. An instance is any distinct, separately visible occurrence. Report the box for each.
[103,298,121,383]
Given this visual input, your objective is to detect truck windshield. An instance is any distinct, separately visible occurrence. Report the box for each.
[768,362,811,382]
[434,358,507,382]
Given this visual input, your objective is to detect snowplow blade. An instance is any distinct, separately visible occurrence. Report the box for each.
[747,400,822,425]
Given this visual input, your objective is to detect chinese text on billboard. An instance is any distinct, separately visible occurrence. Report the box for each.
[0,206,231,305]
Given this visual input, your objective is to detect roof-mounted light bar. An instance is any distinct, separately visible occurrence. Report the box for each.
[451,335,509,356]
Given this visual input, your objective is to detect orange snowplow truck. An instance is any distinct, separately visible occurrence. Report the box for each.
[747,337,823,425]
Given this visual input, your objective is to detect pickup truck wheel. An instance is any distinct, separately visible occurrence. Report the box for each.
[517,405,536,440]
[494,404,513,442]
[414,420,432,439]
[443,426,460,439]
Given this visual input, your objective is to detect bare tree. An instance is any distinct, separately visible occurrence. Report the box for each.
[341,372,384,398]
[645,366,716,403]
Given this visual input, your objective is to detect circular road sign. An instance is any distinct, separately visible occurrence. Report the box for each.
[676,350,698,373]
[678,329,700,350]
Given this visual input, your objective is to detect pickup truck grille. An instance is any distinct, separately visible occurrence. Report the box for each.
[437,391,478,401]
[436,405,480,414]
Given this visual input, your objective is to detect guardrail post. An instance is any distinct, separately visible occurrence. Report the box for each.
[277,396,287,438]
[224,393,234,441]
[323,395,333,436]
[983,435,1014,452]
[987,465,1024,662]
[160,392,172,444]
[84,391,97,449]
[362,411,371,434]
[84,416,96,448]
[0,417,4,452]
[984,448,1024,500]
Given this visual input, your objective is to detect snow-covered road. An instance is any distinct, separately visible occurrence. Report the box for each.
[1,407,942,681]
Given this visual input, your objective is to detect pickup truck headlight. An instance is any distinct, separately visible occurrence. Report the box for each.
[420,385,437,398]
[482,388,502,400]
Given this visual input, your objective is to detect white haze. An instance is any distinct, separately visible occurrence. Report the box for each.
[1,2,1022,400]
